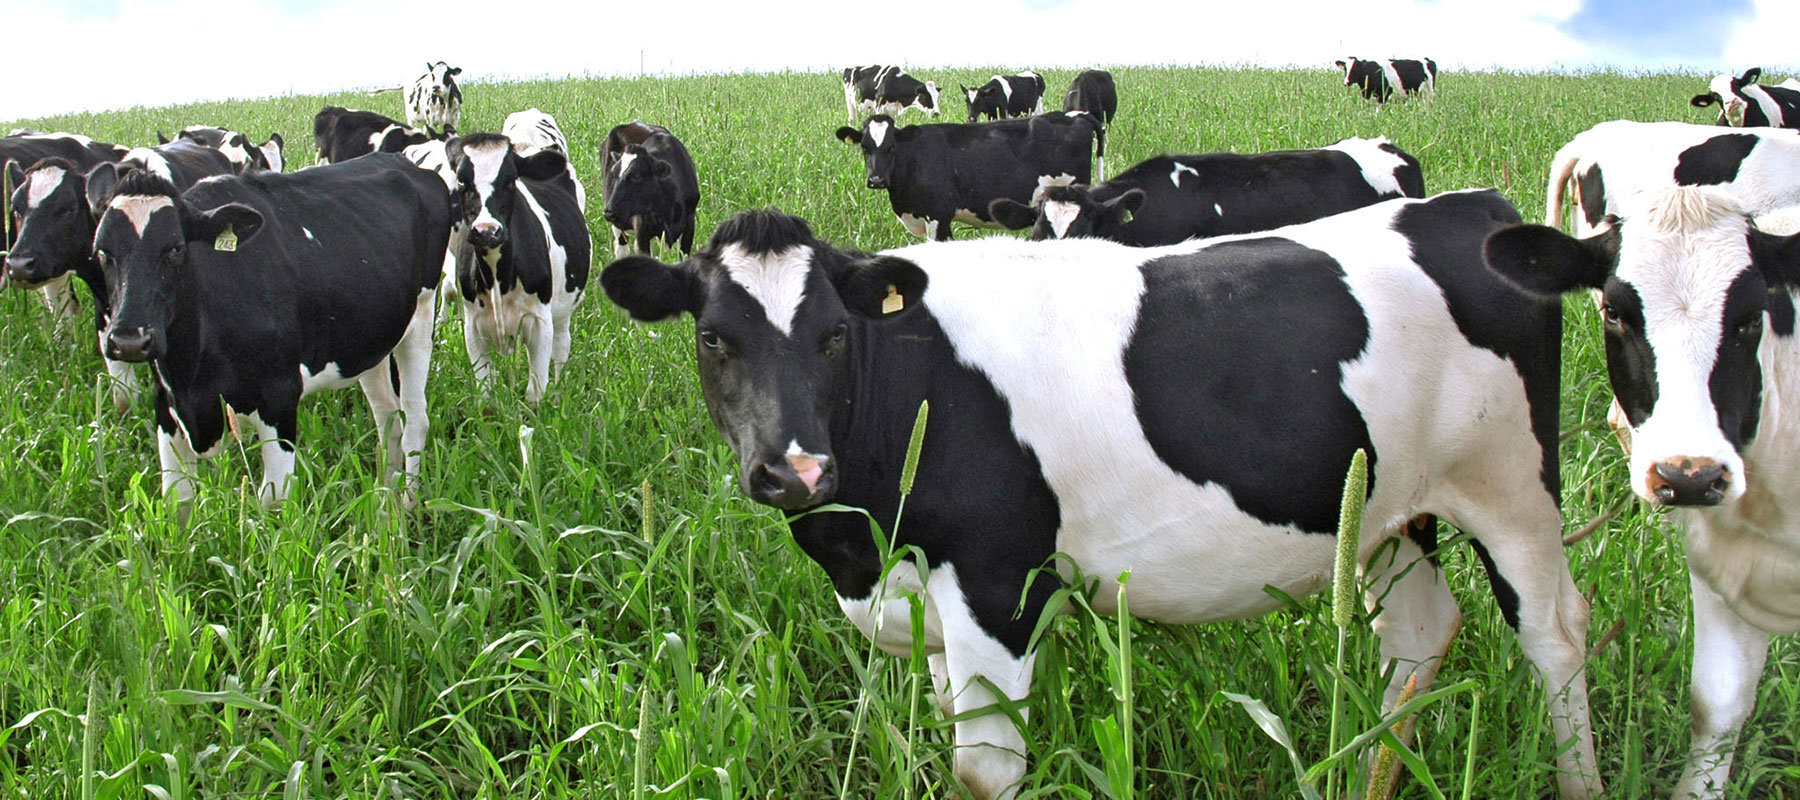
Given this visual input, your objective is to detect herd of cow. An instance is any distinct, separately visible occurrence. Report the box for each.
[2,58,1798,799]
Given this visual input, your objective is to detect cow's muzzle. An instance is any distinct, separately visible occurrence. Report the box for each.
[866,176,888,189]
[746,452,835,510]
[3,253,47,287]
[106,326,158,362]
[1646,456,1730,506]
[469,223,507,249]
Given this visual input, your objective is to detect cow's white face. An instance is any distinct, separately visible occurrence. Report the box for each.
[1710,73,1749,126]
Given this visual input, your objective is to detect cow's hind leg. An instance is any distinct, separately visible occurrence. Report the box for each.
[524,306,554,403]
[1362,515,1461,795]
[1675,569,1771,799]
[932,565,1034,800]
[387,289,435,505]
[357,360,405,483]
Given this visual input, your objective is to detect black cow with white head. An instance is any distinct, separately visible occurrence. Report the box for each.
[603,197,1603,800]
[1691,68,1800,129]
[962,70,1046,123]
[407,61,463,135]
[1488,188,1800,800]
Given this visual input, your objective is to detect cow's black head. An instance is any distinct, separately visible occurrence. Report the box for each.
[603,143,675,231]
[989,184,1144,240]
[600,208,928,509]
[91,169,263,363]
[834,115,903,189]
[4,158,108,288]
[1487,187,1800,507]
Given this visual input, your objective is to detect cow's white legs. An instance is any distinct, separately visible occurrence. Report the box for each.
[928,651,954,717]
[241,412,294,509]
[524,307,554,403]
[462,300,496,391]
[100,329,139,414]
[38,273,77,322]
[1450,497,1599,799]
[551,310,575,385]
[358,361,405,477]
[157,426,198,519]
[395,291,434,505]
[1363,522,1462,711]
[1674,570,1770,799]
[932,566,1033,800]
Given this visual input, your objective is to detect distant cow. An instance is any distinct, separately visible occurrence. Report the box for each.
[1691,68,1800,129]
[313,106,435,164]
[601,121,699,257]
[1336,57,1437,103]
[1488,187,1800,800]
[1544,120,1800,236]
[502,108,585,210]
[842,65,942,123]
[449,131,592,402]
[836,112,1098,241]
[161,125,286,173]
[1063,70,1118,178]
[990,137,1424,245]
[90,155,447,514]
[0,132,129,316]
[601,196,1600,800]
[963,70,1046,123]
[406,61,463,135]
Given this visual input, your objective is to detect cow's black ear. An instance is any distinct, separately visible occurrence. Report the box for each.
[1751,228,1800,289]
[156,130,170,145]
[267,132,284,148]
[835,126,862,145]
[834,255,928,320]
[1484,223,1617,296]
[1692,93,1721,108]
[1108,188,1146,219]
[84,162,120,217]
[988,198,1037,230]
[188,203,264,247]
[602,255,700,321]
[445,137,465,168]
[517,148,569,182]
[448,67,462,77]
[1738,67,1761,87]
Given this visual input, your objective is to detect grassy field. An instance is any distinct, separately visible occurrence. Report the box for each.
[1,65,1796,798]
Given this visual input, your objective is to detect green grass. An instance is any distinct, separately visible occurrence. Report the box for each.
[1,65,1796,798]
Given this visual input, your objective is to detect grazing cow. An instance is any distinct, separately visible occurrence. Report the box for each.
[1692,68,1800,129]
[963,70,1046,123]
[601,197,1600,800]
[313,106,435,165]
[1544,120,1800,236]
[835,112,1099,241]
[0,132,129,315]
[1063,69,1117,178]
[989,136,1424,245]
[600,121,699,258]
[448,132,592,402]
[406,61,463,135]
[1486,186,1800,800]
[161,126,286,173]
[1335,57,1437,103]
[90,156,447,514]
[5,141,239,413]
[842,65,942,123]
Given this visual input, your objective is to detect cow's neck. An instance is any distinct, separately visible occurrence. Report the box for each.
[147,274,211,392]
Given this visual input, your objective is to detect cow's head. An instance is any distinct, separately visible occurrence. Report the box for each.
[449,133,567,254]
[422,61,462,98]
[4,158,109,287]
[916,80,941,116]
[989,184,1144,240]
[963,80,1002,123]
[603,143,675,231]
[1690,68,1761,127]
[600,209,927,509]
[1335,57,1358,87]
[91,169,263,362]
[835,115,903,189]
[1487,187,1800,507]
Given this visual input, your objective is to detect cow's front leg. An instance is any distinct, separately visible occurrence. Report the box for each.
[243,410,298,509]
[932,566,1034,800]
[524,305,555,403]
[1674,570,1771,800]
[40,273,78,323]
[612,225,634,259]
[156,423,199,520]
[462,300,495,391]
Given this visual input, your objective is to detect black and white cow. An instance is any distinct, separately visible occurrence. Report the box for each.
[601,121,699,258]
[1545,120,1800,236]
[89,155,448,513]
[602,196,1602,800]
[502,108,584,210]
[835,112,1099,241]
[1692,68,1800,129]
[1487,187,1800,800]
[313,106,435,165]
[1063,70,1117,178]
[963,70,1046,123]
[448,132,592,402]
[4,141,240,413]
[1335,57,1437,103]
[0,132,129,315]
[989,136,1424,245]
[842,65,942,123]
[406,61,463,135]
[161,126,286,173]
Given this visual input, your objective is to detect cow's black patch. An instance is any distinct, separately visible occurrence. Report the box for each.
[1710,269,1771,448]
[1124,238,1371,534]
[1601,279,1658,428]
[1468,538,1521,629]
[1577,165,1607,230]
[1673,134,1758,186]
[1767,289,1796,337]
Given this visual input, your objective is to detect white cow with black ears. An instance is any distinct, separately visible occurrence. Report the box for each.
[406,61,463,135]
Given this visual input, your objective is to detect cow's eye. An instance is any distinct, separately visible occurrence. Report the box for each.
[699,329,723,351]
[165,243,183,264]
[822,322,847,354]
[1600,304,1621,326]
[94,250,110,268]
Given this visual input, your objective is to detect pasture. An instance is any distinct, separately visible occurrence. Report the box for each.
[1,65,1796,798]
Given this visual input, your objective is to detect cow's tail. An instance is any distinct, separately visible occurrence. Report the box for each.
[365,85,405,95]
[1544,140,1580,229]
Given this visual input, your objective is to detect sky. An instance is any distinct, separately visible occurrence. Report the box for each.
[4,0,1798,122]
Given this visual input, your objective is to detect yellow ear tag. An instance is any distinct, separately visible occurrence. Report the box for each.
[214,225,237,252]
[881,284,904,315]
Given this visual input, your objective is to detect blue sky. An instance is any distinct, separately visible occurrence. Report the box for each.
[4,0,1796,121]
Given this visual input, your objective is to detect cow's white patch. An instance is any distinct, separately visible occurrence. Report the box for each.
[217,138,250,167]
[616,150,638,181]
[259,140,284,173]
[303,227,316,241]
[720,242,812,336]
[1710,74,1749,126]
[464,139,510,231]
[109,194,174,235]
[1379,60,1403,95]
[1323,136,1406,197]
[1170,162,1199,188]
[1214,203,1224,217]
[897,213,929,238]
[300,361,355,394]
[1031,173,1077,206]
[867,119,890,148]
[26,166,65,208]
[953,208,995,227]
[1043,200,1081,238]
[125,148,173,182]
[995,75,1013,101]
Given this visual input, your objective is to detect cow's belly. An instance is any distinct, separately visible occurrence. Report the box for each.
[472,286,548,350]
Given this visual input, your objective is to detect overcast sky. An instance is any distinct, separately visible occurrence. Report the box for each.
[5,0,1797,122]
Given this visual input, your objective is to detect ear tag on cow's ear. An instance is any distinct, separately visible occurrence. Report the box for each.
[881,283,904,315]
[214,225,237,252]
